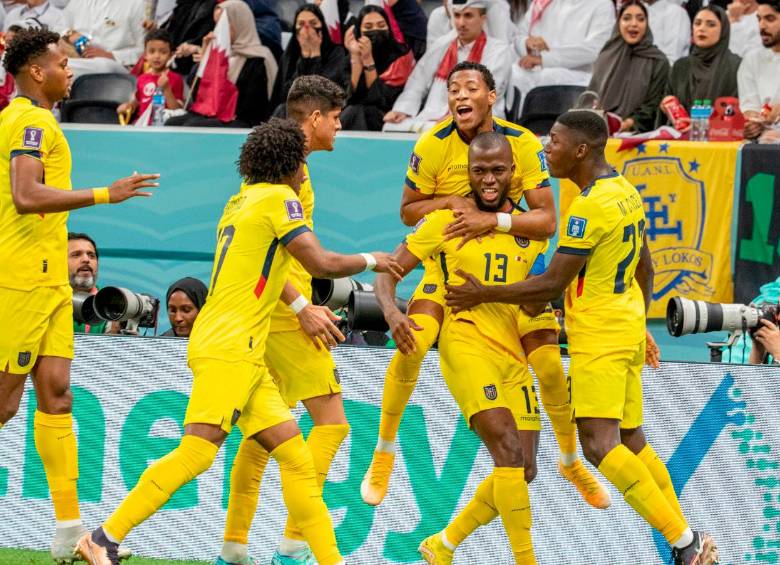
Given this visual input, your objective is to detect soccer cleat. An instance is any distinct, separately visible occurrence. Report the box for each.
[51,525,88,563]
[214,557,259,565]
[361,450,395,506]
[269,547,316,565]
[418,533,453,565]
[671,531,720,565]
[559,460,612,510]
[75,528,120,565]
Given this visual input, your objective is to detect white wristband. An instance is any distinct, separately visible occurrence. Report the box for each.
[289,295,309,314]
[496,212,512,233]
[360,253,377,271]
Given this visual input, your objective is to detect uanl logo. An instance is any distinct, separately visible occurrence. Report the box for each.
[621,144,714,303]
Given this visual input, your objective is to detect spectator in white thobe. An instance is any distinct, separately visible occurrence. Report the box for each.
[509,0,615,112]
[63,0,145,77]
[427,0,516,48]
[384,0,511,131]
[646,0,691,62]
[4,0,67,32]
[740,0,780,138]
[728,0,763,55]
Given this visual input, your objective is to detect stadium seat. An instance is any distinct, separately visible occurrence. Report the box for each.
[516,85,587,136]
[60,100,122,124]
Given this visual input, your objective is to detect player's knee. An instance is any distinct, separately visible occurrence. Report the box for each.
[491,433,525,468]
[48,387,73,414]
[580,437,612,468]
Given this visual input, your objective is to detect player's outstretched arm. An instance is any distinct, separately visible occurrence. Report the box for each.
[280,280,345,350]
[285,230,403,280]
[10,156,159,214]
[399,185,473,226]
[445,250,587,312]
[374,243,423,354]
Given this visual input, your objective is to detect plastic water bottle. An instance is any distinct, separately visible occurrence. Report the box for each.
[701,99,713,142]
[151,86,165,126]
[690,100,703,141]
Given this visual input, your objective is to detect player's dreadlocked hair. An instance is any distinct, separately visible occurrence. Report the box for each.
[447,61,496,92]
[3,28,61,76]
[238,118,307,185]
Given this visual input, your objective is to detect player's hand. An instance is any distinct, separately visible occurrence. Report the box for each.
[445,269,487,312]
[384,111,409,123]
[370,252,404,280]
[445,208,497,248]
[386,310,423,354]
[297,304,345,350]
[108,172,160,202]
[645,330,660,368]
[753,318,780,359]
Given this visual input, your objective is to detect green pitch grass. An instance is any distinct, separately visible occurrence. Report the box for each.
[0,548,209,565]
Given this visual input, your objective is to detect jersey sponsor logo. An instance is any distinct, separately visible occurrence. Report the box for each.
[483,384,497,401]
[423,283,437,294]
[17,351,31,368]
[514,236,530,248]
[537,150,548,171]
[285,199,304,221]
[22,127,43,149]
[567,216,587,238]
[409,152,422,175]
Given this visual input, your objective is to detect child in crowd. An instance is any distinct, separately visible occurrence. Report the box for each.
[118,29,184,124]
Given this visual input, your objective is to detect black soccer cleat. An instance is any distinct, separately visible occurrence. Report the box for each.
[671,531,719,565]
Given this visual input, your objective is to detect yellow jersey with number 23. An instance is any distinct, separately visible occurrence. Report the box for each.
[557,171,647,350]
[188,183,311,366]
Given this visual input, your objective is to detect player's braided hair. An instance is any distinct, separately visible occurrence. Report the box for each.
[446,61,496,92]
[3,28,61,76]
[238,118,307,185]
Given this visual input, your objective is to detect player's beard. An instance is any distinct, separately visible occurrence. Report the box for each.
[70,272,96,292]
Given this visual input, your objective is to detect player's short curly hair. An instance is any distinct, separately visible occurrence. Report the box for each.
[238,118,307,185]
[447,62,496,92]
[556,110,608,148]
[3,28,61,76]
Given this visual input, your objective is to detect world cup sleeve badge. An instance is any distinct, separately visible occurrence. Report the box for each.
[285,199,304,221]
[23,127,44,149]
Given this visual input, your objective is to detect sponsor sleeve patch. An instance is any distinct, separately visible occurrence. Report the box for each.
[537,149,547,171]
[23,127,44,149]
[409,152,422,175]
[284,199,304,221]
[566,216,587,239]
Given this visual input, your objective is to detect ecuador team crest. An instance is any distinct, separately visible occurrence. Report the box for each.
[559,140,738,318]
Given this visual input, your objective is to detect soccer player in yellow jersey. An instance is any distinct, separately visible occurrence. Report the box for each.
[376,133,545,564]
[445,110,719,565]
[76,119,402,565]
[362,61,610,511]
[216,76,354,565]
[0,29,158,563]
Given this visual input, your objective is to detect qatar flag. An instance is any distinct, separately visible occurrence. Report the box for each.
[190,9,238,123]
[320,0,343,44]
[365,0,405,45]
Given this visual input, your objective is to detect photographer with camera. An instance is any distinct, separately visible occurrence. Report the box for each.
[748,301,780,364]
[68,232,116,335]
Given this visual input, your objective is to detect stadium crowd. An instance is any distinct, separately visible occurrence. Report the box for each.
[0,0,778,138]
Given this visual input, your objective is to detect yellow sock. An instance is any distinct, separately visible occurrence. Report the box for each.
[598,445,689,543]
[224,438,270,544]
[272,435,343,565]
[527,345,577,459]
[444,474,497,547]
[104,434,218,542]
[378,314,439,443]
[637,443,685,520]
[34,411,80,523]
[283,424,350,540]
[493,467,535,564]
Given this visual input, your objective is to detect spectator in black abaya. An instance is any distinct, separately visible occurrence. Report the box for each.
[166,0,217,76]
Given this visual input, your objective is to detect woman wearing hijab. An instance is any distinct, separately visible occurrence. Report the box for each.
[341,5,415,130]
[162,277,208,338]
[665,5,741,116]
[589,0,669,133]
[167,0,278,127]
[274,3,350,113]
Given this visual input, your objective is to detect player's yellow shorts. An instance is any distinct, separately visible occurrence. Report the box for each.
[0,284,73,374]
[517,305,559,339]
[265,328,341,408]
[410,256,446,308]
[439,319,541,431]
[568,340,645,429]
[185,357,293,437]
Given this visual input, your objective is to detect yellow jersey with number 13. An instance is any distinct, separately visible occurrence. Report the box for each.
[557,171,647,350]
[0,96,72,290]
[188,183,311,366]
